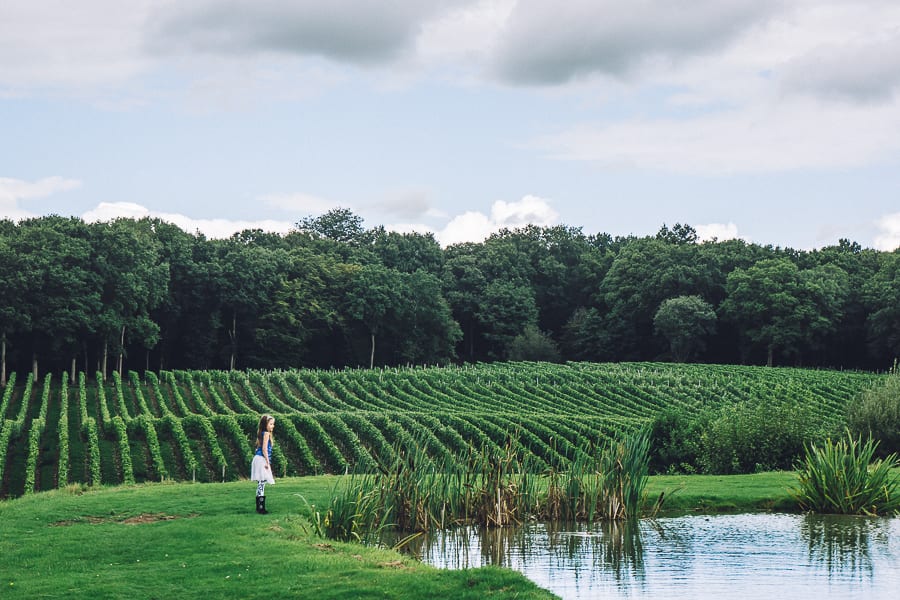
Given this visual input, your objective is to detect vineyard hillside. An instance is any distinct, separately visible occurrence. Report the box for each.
[0,362,880,499]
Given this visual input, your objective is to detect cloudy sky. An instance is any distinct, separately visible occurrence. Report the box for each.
[2,0,899,250]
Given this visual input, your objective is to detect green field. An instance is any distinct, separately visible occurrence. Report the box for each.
[0,361,881,499]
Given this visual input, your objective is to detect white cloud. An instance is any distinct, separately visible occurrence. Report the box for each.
[0,176,82,219]
[260,192,335,215]
[874,212,900,251]
[0,1,152,93]
[436,195,558,246]
[780,36,900,102]
[82,201,293,239]
[535,98,900,174]
[694,222,744,243]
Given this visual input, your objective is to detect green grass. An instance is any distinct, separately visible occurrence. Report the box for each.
[0,477,557,600]
[645,470,800,514]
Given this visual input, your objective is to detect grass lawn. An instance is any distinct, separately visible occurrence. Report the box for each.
[0,470,818,599]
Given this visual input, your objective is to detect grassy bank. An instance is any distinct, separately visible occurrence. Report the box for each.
[0,478,555,599]
[0,471,819,598]
[646,470,799,514]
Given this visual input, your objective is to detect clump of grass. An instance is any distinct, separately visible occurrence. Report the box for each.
[791,430,900,516]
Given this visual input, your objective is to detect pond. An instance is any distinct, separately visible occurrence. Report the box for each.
[398,514,900,599]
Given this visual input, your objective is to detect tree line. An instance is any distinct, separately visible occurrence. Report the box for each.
[1,210,898,383]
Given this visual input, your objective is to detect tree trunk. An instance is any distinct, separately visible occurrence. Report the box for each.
[229,310,237,371]
[1,331,6,387]
[70,356,76,384]
[145,348,150,373]
[766,346,774,367]
[370,333,375,369]
[82,341,89,378]
[117,324,126,376]
[102,341,108,381]
[32,352,38,381]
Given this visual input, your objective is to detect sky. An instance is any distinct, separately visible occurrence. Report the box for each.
[1,0,899,251]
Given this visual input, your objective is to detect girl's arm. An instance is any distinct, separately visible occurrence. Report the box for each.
[262,431,271,469]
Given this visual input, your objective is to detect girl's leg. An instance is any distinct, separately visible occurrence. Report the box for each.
[256,481,266,497]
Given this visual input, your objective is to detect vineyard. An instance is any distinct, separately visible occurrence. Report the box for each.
[0,362,881,499]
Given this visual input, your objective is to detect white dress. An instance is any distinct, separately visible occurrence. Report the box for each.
[251,440,275,483]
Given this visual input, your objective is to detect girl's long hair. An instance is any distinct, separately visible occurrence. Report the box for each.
[256,414,273,449]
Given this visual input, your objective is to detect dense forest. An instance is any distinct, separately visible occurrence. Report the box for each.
[1,209,898,381]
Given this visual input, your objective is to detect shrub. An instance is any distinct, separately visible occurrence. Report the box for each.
[506,325,561,363]
[792,430,900,515]
[700,399,825,474]
[648,407,708,474]
[846,369,900,458]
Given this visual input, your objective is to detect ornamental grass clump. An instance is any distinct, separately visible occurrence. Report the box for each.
[792,430,900,516]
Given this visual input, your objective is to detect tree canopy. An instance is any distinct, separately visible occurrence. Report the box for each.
[0,215,897,376]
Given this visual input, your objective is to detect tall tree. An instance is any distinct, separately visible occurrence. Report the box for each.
[394,269,461,365]
[720,259,848,366]
[345,264,405,368]
[15,217,99,379]
[252,250,348,368]
[864,250,900,365]
[216,236,289,370]
[0,224,30,385]
[90,218,168,379]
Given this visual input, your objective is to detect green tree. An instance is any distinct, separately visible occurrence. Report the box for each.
[252,249,347,368]
[216,236,289,370]
[0,223,30,385]
[507,324,561,362]
[864,251,900,364]
[720,259,848,366]
[370,227,444,275]
[295,207,365,244]
[654,295,717,362]
[390,270,461,365]
[442,246,488,360]
[91,218,168,379]
[475,280,539,360]
[15,217,99,379]
[345,264,405,368]
[598,237,710,360]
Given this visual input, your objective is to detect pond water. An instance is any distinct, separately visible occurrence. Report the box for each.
[399,514,900,599]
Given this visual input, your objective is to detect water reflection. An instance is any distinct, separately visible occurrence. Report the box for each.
[801,514,893,581]
[392,514,900,600]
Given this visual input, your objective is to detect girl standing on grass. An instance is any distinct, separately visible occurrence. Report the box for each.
[251,414,275,514]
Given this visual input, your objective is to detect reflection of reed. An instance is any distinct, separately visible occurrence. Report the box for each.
[398,518,649,584]
[597,519,645,582]
[801,514,891,580]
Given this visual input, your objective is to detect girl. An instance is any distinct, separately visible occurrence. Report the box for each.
[251,414,275,514]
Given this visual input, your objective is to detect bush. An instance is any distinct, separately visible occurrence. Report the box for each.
[506,325,561,363]
[700,399,825,474]
[648,408,708,474]
[846,369,900,458]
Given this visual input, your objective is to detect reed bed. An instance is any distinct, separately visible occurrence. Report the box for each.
[303,429,655,543]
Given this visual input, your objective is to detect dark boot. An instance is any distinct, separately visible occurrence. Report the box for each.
[256,495,268,514]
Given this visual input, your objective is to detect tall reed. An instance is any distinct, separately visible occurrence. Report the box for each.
[792,430,900,515]
[304,429,655,543]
